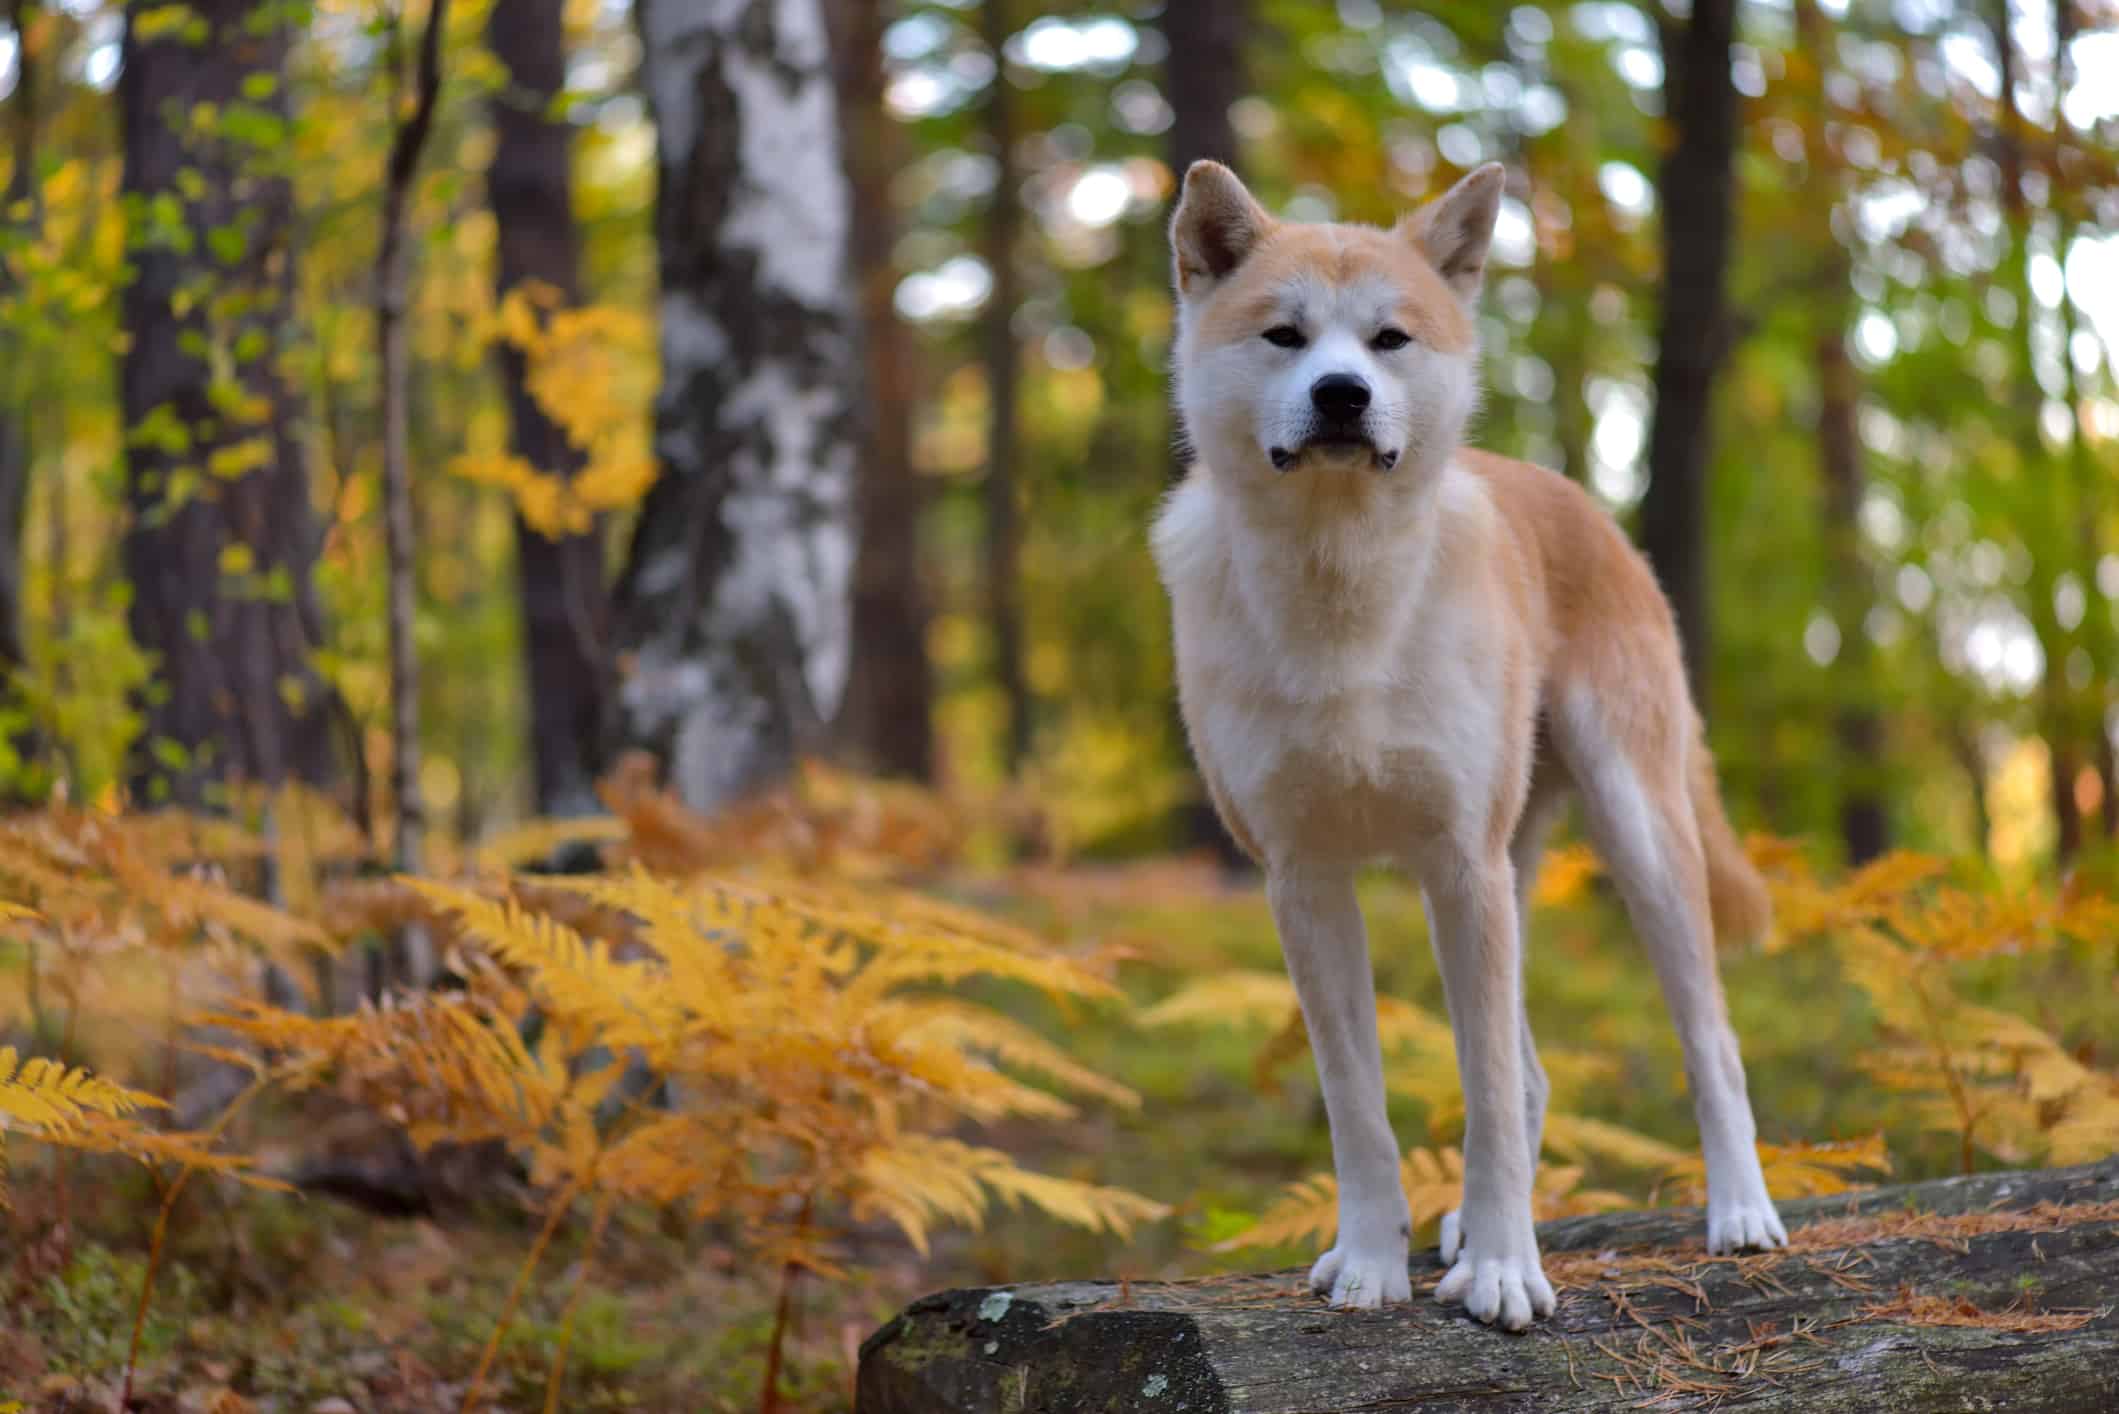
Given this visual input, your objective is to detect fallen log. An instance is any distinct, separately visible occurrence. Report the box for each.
[858,1157,2119,1412]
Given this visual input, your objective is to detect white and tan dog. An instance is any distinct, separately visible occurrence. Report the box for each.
[1152,161,1788,1331]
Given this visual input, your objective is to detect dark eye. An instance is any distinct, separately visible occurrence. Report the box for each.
[1262,325,1306,349]
[1371,327,1412,351]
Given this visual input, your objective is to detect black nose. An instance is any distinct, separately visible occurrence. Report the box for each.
[1310,372,1371,420]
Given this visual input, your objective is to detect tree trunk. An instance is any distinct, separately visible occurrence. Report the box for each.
[1990,1,2083,867]
[614,0,859,814]
[488,0,610,817]
[374,0,448,985]
[0,0,41,796]
[119,0,336,807]
[1638,0,1738,714]
[1798,0,1888,866]
[861,1158,2119,1413]
[1162,0,1254,868]
[980,0,1029,774]
[829,0,934,782]
[1163,0,1246,176]
[1817,331,1889,866]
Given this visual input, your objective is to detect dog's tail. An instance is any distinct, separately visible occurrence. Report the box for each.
[1690,726,1772,945]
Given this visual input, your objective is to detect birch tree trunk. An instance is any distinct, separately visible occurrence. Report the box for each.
[489,0,610,816]
[119,0,336,807]
[614,0,858,813]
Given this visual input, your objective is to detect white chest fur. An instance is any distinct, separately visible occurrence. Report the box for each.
[1153,463,1507,867]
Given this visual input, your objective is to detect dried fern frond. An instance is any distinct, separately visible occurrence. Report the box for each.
[1664,1133,1890,1204]
[855,1135,1169,1257]
[0,1046,164,1134]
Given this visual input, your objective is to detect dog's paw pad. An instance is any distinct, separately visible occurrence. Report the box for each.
[1435,1252,1555,1331]
[1310,1244,1412,1310]
[1438,1210,1462,1266]
[1706,1199,1788,1255]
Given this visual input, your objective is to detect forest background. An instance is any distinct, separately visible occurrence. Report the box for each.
[1,0,2117,1408]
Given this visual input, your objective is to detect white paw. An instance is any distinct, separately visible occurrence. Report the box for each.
[1309,1241,1413,1310]
[1706,1193,1788,1255]
[1438,1209,1461,1265]
[1435,1240,1555,1331]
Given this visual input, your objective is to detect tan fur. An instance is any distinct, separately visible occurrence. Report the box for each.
[1155,161,1786,1327]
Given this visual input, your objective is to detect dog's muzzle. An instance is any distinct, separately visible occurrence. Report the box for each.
[1268,427,1401,473]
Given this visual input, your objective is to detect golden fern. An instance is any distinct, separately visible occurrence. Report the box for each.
[1216,1145,1632,1254]
[856,1135,1171,1257]
[217,863,1161,1275]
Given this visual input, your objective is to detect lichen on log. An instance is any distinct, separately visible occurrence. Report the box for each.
[858,1158,2119,1412]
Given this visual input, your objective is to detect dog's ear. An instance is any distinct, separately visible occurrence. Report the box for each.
[1402,163,1506,302]
[1170,161,1272,298]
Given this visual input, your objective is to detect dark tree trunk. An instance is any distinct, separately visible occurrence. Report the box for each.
[980,0,1029,774]
[1163,0,1252,866]
[862,1159,2119,1413]
[614,0,859,813]
[1798,0,1888,866]
[1639,0,1738,714]
[119,0,336,806]
[488,0,610,816]
[1818,330,1889,865]
[0,0,40,796]
[1163,0,1246,176]
[829,0,934,782]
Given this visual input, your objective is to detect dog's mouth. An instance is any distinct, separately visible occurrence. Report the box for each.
[1268,429,1400,473]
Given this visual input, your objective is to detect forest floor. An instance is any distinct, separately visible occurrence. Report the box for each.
[4,855,2114,1411]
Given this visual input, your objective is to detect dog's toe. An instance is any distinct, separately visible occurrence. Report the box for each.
[1707,1198,1789,1254]
[1436,1252,1554,1332]
[1311,1245,1412,1309]
[1438,1210,1462,1266]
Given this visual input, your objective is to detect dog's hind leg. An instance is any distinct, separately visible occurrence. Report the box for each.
[1268,863,1413,1309]
[1559,693,1786,1255]
[1440,768,1563,1267]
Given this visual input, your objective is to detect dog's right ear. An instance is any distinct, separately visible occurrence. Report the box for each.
[1170,161,1272,298]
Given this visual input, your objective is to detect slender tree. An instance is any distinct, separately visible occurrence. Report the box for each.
[1797,0,1888,864]
[1163,0,1253,865]
[829,0,934,782]
[1638,0,1739,711]
[374,0,449,983]
[614,0,859,812]
[980,0,1029,773]
[119,0,335,805]
[488,0,609,815]
[0,0,40,794]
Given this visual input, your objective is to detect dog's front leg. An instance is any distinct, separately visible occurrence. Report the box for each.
[1422,851,1555,1330]
[1267,864,1411,1309]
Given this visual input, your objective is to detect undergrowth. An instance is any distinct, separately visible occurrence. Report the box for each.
[1,764,2115,1409]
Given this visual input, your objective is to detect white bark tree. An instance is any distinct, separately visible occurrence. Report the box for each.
[615,0,858,812]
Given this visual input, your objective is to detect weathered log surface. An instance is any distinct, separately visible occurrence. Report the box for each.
[858,1158,2119,1412]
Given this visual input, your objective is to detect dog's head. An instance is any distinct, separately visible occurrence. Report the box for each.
[1168,162,1503,488]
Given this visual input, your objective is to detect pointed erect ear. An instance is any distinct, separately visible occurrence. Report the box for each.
[1170,161,1273,298]
[1401,163,1507,302]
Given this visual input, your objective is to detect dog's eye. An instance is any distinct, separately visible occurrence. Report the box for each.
[1261,325,1307,349]
[1371,328,1412,351]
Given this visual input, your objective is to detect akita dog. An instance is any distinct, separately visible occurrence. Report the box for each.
[1152,161,1788,1330]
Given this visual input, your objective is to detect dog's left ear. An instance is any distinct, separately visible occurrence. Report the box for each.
[1401,163,1506,302]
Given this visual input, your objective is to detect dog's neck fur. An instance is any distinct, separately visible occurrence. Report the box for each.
[1198,443,1461,670]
